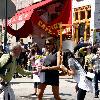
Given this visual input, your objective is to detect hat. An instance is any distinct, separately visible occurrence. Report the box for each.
[45,37,54,45]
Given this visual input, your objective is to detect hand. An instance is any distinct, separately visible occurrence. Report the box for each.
[37,66,42,72]
[27,72,33,78]
[36,66,49,72]
[41,66,49,71]
[60,65,67,72]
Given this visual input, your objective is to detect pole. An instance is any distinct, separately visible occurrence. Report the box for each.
[59,24,72,65]
[59,24,62,51]
[4,0,8,52]
[59,23,63,65]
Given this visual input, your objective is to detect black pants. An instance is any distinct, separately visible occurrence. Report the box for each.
[94,71,100,96]
[77,88,86,100]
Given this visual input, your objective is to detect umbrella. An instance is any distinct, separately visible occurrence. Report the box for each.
[74,43,90,53]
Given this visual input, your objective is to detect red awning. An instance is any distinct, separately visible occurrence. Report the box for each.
[7,0,53,25]
[7,19,33,38]
[7,0,72,38]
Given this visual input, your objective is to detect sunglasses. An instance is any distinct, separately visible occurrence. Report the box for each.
[45,43,52,45]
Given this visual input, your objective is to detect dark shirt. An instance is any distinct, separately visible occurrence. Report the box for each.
[43,49,59,86]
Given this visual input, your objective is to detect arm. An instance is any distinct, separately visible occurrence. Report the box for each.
[59,71,67,76]
[0,54,10,68]
[40,51,61,71]
[67,67,76,76]
[16,66,32,76]
[41,65,60,71]
[59,65,76,76]
[57,51,61,66]
[79,47,86,56]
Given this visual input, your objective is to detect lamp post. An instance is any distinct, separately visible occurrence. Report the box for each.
[4,0,8,52]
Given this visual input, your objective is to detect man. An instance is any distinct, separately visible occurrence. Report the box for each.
[84,46,94,72]
[0,43,32,100]
[92,47,100,98]
[38,37,61,100]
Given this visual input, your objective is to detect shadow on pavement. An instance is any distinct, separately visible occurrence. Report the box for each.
[65,79,76,83]
[44,93,72,96]
[20,95,69,100]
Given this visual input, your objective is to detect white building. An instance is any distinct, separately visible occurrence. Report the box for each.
[72,0,100,45]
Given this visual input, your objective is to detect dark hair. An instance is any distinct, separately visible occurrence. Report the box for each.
[63,49,75,69]
[92,47,97,54]
[31,49,36,55]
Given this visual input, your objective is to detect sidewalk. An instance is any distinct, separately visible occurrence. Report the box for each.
[11,76,100,100]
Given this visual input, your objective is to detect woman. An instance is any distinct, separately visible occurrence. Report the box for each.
[61,49,93,100]
[38,37,61,100]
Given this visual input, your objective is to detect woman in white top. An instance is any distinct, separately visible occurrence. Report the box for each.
[61,49,93,100]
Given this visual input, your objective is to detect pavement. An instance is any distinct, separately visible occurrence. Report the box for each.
[10,76,100,100]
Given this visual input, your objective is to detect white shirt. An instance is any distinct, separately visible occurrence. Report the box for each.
[68,58,93,92]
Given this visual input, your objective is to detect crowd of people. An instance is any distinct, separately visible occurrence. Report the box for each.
[0,37,100,100]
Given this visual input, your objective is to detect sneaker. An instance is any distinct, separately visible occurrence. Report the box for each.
[31,93,37,97]
[31,93,36,95]
[94,95,99,98]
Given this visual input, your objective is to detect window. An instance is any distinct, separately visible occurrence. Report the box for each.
[75,12,78,20]
[87,10,91,19]
[78,23,85,37]
[86,26,90,38]
[80,11,85,20]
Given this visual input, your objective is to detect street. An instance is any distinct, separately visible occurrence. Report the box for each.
[10,76,100,100]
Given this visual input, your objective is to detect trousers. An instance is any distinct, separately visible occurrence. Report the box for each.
[0,82,15,100]
[77,88,86,100]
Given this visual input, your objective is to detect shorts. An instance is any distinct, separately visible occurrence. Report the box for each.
[34,82,40,88]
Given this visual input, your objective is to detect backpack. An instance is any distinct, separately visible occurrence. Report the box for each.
[0,55,12,76]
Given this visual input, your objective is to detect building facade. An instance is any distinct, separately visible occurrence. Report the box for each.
[1,0,100,47]
[72,0,100,45]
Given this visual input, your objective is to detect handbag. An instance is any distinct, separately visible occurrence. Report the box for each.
[85,72,95,81]
[74,58,95,81]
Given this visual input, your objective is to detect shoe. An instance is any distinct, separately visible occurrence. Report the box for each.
[36,93,38,96]
[94,95,99,98]
[31,93,36,95]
